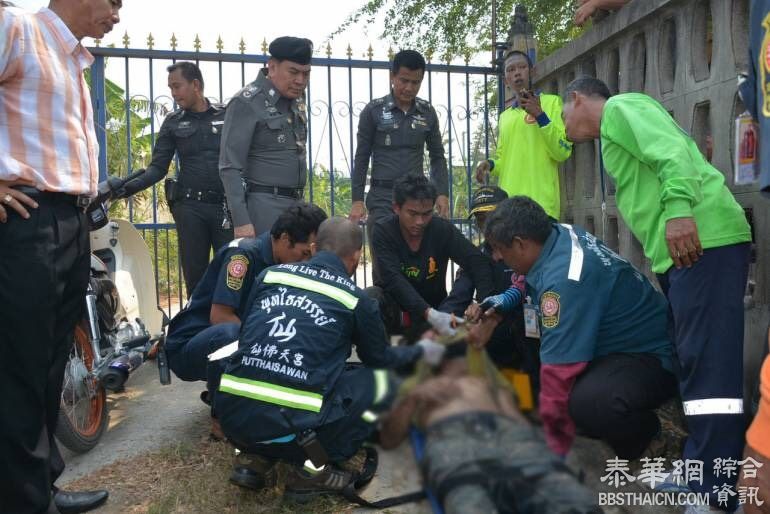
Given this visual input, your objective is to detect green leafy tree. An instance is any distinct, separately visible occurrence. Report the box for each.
[309,164,352,217]
[332,0,583,61]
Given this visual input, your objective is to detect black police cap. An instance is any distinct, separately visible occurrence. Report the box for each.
[269,36,313,65]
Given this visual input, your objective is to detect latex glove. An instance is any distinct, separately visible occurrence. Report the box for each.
[426,308,463,336]
[479,273,526,314]
[416,338,446,366]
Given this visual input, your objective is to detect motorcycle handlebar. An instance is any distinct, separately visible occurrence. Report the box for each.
[87,169,148,230]
[95,168,148,203]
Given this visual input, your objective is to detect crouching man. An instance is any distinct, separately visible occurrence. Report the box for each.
[164,203,326,437]
[214,217,443,501]
[478,196,677,460]
[166,203,327,383]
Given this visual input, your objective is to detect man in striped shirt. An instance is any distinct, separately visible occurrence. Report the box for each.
[0,2,121,513]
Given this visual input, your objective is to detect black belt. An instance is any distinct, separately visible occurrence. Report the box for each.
[179,187,224,204]
[246,183,303,199]
[370,178,394,188]
[12,186,91,211]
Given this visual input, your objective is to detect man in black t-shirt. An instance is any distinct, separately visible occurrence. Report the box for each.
[366,174,495,336]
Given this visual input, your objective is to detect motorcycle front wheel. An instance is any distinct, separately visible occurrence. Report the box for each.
[56,323,108,453]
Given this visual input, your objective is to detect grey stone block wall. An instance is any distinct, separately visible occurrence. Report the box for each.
[532,0,767,385]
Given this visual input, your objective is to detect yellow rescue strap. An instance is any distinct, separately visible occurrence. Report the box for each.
[397,327,514,399]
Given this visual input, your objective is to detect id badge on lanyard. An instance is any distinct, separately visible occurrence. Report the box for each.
[523,297,540,339]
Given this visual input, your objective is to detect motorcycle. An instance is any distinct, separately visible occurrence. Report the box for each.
[56,170,169,454]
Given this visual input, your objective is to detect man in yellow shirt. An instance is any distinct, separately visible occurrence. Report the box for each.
[475,51,572,220]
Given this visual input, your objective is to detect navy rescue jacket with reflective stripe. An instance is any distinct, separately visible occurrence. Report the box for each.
[166,232,274,351]
[216,251,421,440]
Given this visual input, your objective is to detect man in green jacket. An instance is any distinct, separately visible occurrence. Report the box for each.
[475,51,572,219]
[561,77,751,511]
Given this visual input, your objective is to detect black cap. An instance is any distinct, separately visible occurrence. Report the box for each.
[469,186,508,218]
[269,36,313,65]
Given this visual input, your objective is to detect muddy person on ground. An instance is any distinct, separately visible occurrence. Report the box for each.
[379,317,600,514]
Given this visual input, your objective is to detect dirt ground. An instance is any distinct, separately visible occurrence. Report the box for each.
[58,362,681,514]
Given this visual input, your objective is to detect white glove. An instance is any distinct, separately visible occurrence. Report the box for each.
[416,338,446,366]
[426,308,463,336]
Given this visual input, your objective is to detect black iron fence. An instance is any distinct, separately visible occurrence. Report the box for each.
[87,42,500,314]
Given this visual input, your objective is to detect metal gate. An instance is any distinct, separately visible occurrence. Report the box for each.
[87,40,500,313]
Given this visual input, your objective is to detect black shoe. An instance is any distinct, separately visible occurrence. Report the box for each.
[337,446,379,489]
[229,453,276,491]
[53,490,109,514]
[283,464,354,504]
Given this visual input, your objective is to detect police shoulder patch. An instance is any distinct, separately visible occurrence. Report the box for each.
[540,291,560,329]
[240,84,258,99]
[226,254,249,290]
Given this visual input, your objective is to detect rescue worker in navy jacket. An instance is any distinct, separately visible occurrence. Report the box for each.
[477,196,677,460]
[214,217,444,500]
[165,203,327,445]
[109,62,232,295]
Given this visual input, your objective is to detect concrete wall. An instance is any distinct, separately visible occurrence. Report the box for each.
[532,0,767,392]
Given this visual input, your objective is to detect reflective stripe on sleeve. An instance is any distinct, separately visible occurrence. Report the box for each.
[373,369,389,405]
[682,398,744,416]
[560,224,584,282]
[219,374,323,412]
[263,271,359,309]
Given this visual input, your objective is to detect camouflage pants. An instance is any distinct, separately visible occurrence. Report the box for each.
[423,412,600,514]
